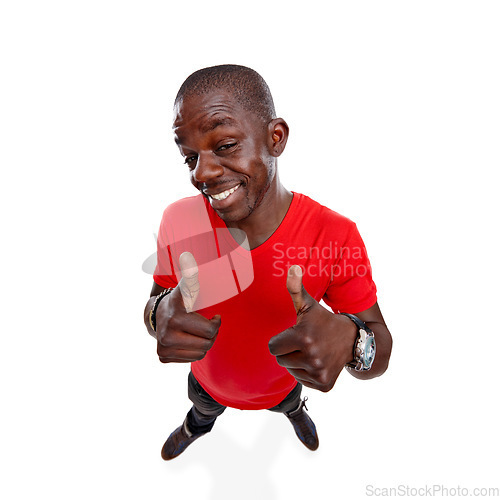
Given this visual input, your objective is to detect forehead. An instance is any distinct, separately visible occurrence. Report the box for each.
[173,90,262,141]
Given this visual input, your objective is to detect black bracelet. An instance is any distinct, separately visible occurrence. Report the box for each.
[149,288,174,332]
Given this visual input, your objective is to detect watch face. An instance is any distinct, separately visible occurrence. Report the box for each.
[363,337,376,369]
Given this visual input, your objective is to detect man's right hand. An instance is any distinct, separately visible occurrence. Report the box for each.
[154,252,221,363]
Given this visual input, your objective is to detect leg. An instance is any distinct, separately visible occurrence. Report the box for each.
[187,371,226,434]
[161,372,226,461]
[267,381,303,414]
[268,383,319,451]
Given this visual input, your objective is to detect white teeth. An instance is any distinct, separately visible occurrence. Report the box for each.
[210,184,240,201]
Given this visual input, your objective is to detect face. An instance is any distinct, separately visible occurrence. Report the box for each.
[173,90,278,224]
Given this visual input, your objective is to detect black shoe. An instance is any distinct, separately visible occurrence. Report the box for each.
[161,417,207,460]
[285,397,319,451]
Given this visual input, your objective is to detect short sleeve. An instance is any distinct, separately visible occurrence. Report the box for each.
[152,195,224,292]
[153,209,179,289]
[322,223,377,314]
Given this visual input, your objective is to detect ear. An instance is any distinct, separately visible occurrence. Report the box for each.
[267,118,289,157]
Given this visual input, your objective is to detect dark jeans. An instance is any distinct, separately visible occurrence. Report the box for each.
[186,371,302,435]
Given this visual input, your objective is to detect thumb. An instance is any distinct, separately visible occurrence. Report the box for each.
[179,252,200,313]
[210,314,222,331]
[286,265,313,314]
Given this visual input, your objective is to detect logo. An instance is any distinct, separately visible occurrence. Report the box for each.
[142,196,254,311]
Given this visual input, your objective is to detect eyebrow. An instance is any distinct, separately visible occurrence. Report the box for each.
[199,115,236,134]
[174,115,236,145]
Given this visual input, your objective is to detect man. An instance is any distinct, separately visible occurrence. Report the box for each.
[144,64,392,460]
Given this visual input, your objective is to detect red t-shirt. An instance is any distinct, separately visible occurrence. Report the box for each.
[153,192,377,410]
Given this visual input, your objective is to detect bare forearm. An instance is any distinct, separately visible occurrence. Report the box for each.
[347,321,392,380]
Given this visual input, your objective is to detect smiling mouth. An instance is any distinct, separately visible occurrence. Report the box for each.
[206,184,241,201]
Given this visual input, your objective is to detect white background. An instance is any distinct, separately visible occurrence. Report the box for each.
[1,1,499,499]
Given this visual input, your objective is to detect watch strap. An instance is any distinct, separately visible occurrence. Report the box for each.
[340,312,374,371]
[339,313,373,334]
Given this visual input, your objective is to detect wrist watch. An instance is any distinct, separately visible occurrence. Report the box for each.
[340,313,376,372]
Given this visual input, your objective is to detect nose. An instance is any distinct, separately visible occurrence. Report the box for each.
[192,152,224,183]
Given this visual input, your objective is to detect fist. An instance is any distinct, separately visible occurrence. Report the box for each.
[268,265,357,392]
[155,252,221,363]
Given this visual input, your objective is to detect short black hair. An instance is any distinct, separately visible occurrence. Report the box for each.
[175,64,276,123]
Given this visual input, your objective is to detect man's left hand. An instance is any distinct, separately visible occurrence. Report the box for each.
[268,265,358,392]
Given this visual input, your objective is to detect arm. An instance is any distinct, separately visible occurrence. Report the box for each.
[269,266,392,392]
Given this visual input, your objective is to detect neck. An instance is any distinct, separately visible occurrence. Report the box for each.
[227,171,293,250]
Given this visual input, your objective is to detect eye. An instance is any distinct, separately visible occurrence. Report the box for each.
[184,154,198,166]
[217,143,237,152]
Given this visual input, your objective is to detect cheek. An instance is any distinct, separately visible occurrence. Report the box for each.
[246,161,268,186]
[254,158,275,184]
[189,174,202,191]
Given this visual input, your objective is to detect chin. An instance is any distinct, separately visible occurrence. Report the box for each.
[216,210,244,223]
[215,205,253,224]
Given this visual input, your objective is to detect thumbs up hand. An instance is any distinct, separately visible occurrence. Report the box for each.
[268,265,358,392]
[155,252,221,363]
